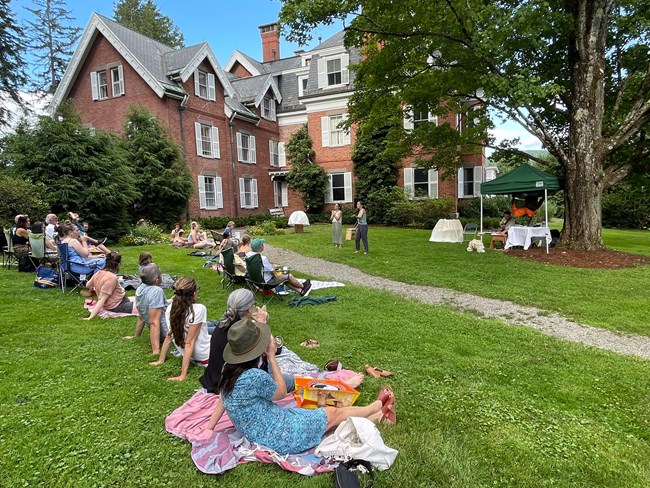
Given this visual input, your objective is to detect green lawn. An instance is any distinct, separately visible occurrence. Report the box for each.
[261,224,650,336]
[1,236,649,487]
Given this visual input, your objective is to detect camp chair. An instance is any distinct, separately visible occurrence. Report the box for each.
[2,228,19,269]
[463,223,478,242]
[244,253,287,304]
[209,230,225,243]
[28,233,58,268]
[56,242,90,293]
[220,247,247,290]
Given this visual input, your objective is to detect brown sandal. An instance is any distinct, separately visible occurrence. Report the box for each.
[300,339,320,349]
[365,364,393,378]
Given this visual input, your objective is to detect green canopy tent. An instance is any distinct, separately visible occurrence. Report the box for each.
[480,163,561,253]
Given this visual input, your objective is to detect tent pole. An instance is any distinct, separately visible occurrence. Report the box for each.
[545,189,549,254]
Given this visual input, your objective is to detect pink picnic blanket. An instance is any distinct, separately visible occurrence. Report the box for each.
[165,370,357,475]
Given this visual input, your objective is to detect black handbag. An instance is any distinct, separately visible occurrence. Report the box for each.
[334,459,374,488]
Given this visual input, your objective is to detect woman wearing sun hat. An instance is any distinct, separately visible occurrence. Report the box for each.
[204,318,396,455]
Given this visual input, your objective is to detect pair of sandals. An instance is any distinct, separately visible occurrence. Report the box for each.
[377,385,397,424]
[364,364,393,379]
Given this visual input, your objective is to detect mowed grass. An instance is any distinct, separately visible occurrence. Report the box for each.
[0,240,649,487]
[262,224,650,336]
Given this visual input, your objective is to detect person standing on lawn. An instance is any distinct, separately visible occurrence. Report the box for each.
[331,203,343,248]
[354,200,368,254]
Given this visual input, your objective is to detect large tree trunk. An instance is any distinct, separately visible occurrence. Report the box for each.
[561,0,611,250]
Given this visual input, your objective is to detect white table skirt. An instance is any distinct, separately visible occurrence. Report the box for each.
[505,226,550,250]
[429,219,464,243]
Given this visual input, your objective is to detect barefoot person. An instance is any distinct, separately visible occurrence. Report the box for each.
[205,318,396,455]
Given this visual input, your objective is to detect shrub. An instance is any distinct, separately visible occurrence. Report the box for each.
[385,200,421,226]
[418,196,456,228]
[246,220,278,236]
[118,222,166,246]
[197,215,288,231]
[365,186,407,224]
[0,173,52,228]
[602,183,650,229]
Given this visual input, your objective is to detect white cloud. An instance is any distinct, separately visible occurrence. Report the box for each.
[0,91,51,136]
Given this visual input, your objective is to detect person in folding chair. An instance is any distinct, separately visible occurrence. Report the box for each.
[245,239,311,296]
[59,223,106,275]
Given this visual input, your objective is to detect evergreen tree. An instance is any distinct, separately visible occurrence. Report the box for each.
[0,0,28,127]
[23,0,82,93]
[285,125,328,212]
[123,106,193,226]
[1,102,137,238]
[114,0,184,48]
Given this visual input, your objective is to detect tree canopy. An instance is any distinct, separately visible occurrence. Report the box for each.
[0,0,28,127]
[285,125,328,211]
[279,0,650,250]
[23,0,82,93]
[114,0,184,48]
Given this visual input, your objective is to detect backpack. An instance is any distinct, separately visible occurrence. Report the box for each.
[34,266,60,288]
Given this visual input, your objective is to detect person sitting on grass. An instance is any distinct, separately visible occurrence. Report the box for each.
[204,317,396,455]
[84,251,134,320]
[138,252,155,274]
[188,221,214,250]
[246,238,311,296]
[149,277,217,381]
[126,265,169,355]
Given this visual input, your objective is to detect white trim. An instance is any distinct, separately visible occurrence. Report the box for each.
[277,112,308,126]
[253,75,282,107]
[457,167,464,198]
[224,50,263,76]
[207,73,216,101]
[321,116,330,147]
[327,171,352,203]
[177,43,236,99]
[212,127,220,159]
[473,166,483,197]
[90,72,99,100]
[216,176,223,208]
[302,92,351,113]
[278,142,286,167]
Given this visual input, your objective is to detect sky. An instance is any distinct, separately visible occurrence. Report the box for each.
[9,0,542,154]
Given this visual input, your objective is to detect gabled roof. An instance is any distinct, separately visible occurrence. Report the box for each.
[224,50,266,76]
[231,74,281,106]
[224,97,259,123]
[50,13,235,112]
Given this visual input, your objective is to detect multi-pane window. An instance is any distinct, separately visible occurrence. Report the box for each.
[457,166,483,198]
[274,180,288,207]
[198,175,223,209]
[325,172,352,203]
[110,66,124,96]
[321,114,350,147]
[194,69,216,101]
[236,133,256,163]
[262,97,276,120]
[269,140,279,166]
[404,167,438,199]
[194,122,220,158]
[318,54,350,88]
[239,177,258,209]
[403,106,438,131]
[298,75,308,96]
[463,167,476,197]
[97,71,108,99]
[327,58,342,86]
[330,115,345,146]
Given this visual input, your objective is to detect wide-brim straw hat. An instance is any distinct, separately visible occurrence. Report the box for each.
[223,317,271,364]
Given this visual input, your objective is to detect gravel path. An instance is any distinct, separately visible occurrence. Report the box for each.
[265,244,650,361]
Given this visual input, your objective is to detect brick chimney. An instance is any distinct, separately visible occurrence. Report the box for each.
[259,23,280,62]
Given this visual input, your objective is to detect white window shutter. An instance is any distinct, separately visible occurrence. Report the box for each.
[473,166,483,197]
[281,182,288,206]
[343,172,352,202]
[404,168,414,198]
[198,176,207,209]
[321,116,330,147]
[194,70,200,96]
[318,58,327,88]
[195,122,202,156]
[458,168,464,198]
[216,177,223,208]
[90,72,99,100]
[211,127,220,158]
[239,178,245,208]
[429,169,439,198]
[250,136,256,163]
[341,54,350,84]
[429,113,438,125]
[325,174,333,203]
[236,133,243,161]
[270,100,276,121]
[117,65,124,95]
[342,113,351,145]
[208,73,216,101]
[278,142,286,167]
[252,179,258,207]
[269,140,276,167]
[403,106,414,131]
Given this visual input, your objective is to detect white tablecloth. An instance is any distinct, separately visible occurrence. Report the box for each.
[287,211,310,226]
[429,219,464,243]
[505,226,550,250]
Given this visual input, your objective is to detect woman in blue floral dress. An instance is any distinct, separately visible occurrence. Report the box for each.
[205,318,395,455]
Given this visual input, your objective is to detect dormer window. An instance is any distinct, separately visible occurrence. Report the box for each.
[262,96,276,121]
[194,69,216,101]
[317,54,350,89]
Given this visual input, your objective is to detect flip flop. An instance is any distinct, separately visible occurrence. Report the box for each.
[300,339,320,349]
[377,386,396,424]
[365,364,393,378]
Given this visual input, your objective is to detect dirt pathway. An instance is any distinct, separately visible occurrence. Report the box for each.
[265,245,650,361]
